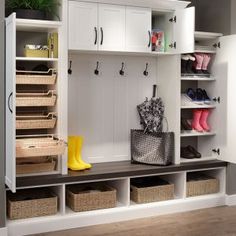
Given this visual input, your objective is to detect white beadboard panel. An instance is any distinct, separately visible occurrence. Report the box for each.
[68,54,157,163]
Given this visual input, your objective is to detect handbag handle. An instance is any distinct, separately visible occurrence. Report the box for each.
[144,115,169,134]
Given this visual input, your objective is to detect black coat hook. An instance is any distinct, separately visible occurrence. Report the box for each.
[68,61,72,75]
[143,63,149,76]
[119,62,125,76]
[94,61,99,75]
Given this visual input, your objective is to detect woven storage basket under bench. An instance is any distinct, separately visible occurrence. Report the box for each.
[130,176,174,204]
[187,172,220,197]
[7,188,58,220]
[16,157,57,175]
[16,90,57,107]
[16,135,66,158]
[16,69,57,85]
[66,183,117,212]
[16,113,57,130]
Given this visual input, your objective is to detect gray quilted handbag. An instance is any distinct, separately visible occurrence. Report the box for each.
[131,130,174,166]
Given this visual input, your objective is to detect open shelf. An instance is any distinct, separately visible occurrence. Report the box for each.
[16,18,62,32]
[181,104,216,109]
[194,31,223,40]
[16,57,58,62]
[181,131,216,137]
[181,156,217,163]
[194,49,216,54]
[181,77,215,81]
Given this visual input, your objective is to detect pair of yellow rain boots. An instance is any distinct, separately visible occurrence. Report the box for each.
[68,136,92,171]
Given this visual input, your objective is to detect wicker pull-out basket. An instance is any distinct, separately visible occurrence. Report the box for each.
[130,176,174,204]
[7,188,58,220]
[16,157,57,175]
[16,135,66,158]
[16,69,57,85]
[16,113,57,130]
[16,90,57,107]
[187,173,219,197]
[66,183,117,212]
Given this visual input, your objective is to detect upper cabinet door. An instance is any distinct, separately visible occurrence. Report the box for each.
[5,13,16,192]
[125,7,151,52]
[98,4,125,51]
[212,35,236,164]
[68,1,98,51]
[174,7,195,54]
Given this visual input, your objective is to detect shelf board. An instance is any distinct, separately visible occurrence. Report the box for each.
[69,49,173,57]
[195,49,217,54]
[180,156,217,163]
[181,104,216,109]
[16,18,62,32]
[16,160,226,188]
[181,77,215,81]
[16,57,58,62]
[195,31,223,40]
[181,131,216,137]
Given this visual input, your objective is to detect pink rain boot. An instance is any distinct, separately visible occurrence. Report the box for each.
[200,109,211,132]
[194,53,204,74]
[192,109,204,132]
[202,54,211,75]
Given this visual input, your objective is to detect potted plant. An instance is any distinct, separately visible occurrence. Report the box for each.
[6,0,60,20]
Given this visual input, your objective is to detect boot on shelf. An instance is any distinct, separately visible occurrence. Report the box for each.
[199,109,211,132]
[74,136,92,170]
[202,54,211,75]
[68,136,86,171]
[191,109,204,132]
[181,55,189,75]
[194,53,204,74]
[186,54,195,74]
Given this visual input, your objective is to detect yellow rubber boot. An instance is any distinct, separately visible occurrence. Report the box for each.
[68,136,86,171]
[75,136,92,169]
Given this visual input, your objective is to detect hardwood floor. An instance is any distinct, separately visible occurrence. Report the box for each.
[35,206,236,236]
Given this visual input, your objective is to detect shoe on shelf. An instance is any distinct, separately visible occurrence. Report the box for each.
[202,89,211,104]
[202,54,211,75]
[181,118,192,131]
[181,146,196,159]
[181,146,202,159]
[186,88,204,105]
[181,55,189,75]
[199,109,211,132]
[192,109,204,132]
[195,88,205,104]
[187,145,201,158]
[194,53,204,74]
[181,93,194,106]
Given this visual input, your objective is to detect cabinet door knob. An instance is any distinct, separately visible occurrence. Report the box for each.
[94,27,98,45]
[100,27,104,45]
[148,30,151,48]
[169,16,177,23]
[169,42,176,49]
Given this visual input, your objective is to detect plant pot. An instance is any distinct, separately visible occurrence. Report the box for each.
[14,9,46,20]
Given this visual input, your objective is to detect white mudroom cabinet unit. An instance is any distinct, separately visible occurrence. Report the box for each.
[3,0,236,236]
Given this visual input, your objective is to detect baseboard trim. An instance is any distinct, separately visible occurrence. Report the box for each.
[226,194,236,206]
[0,227,8,236]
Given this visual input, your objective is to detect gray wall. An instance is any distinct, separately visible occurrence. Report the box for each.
[0,0,6,228]
[188,0,231,35]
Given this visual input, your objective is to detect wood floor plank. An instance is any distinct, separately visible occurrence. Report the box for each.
[33,206,236,236]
